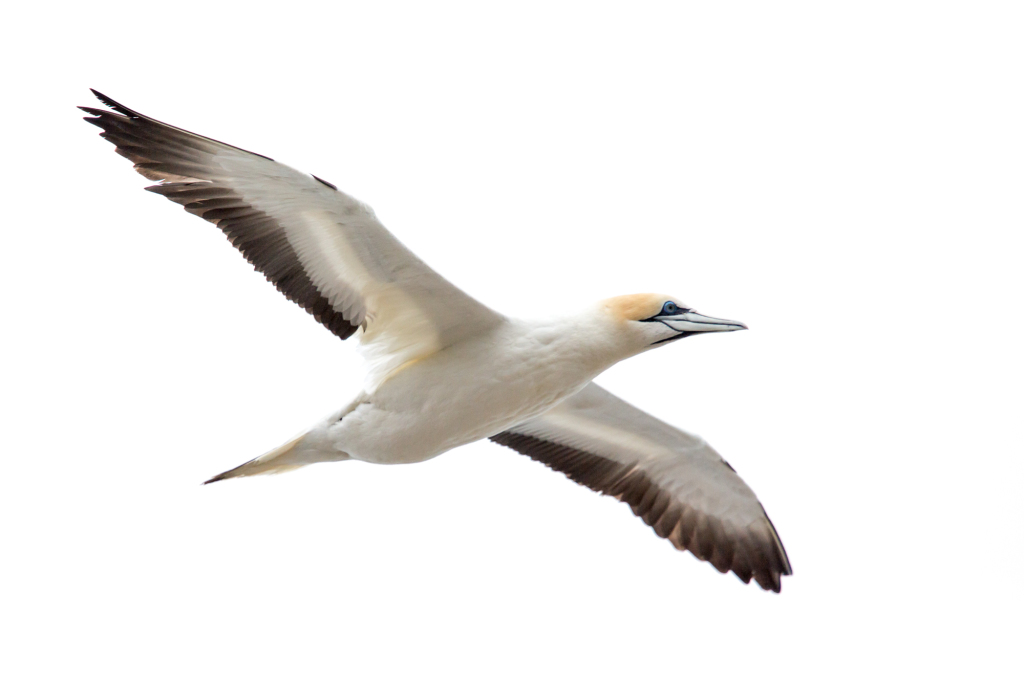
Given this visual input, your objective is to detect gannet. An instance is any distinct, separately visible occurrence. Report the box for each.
[82,90,792,592]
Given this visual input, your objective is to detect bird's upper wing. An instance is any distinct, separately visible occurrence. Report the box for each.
[490,382,791,592]
[82,91,503,385]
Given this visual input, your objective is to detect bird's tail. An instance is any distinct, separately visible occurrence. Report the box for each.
[203,433,312,484]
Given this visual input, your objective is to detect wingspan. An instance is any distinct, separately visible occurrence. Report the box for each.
[490,382,791,592]
[81,90,503,384]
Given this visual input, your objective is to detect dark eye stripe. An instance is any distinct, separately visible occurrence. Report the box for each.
[641,301,692,322]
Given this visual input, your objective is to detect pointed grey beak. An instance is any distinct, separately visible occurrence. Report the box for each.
[657,311,748,334]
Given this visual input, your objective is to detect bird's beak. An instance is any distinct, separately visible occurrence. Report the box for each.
[653,311,747,341]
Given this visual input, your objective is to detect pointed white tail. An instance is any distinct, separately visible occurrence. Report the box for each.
[203,433,310,484]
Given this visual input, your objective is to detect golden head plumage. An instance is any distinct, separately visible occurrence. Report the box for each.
[601,294,677,323]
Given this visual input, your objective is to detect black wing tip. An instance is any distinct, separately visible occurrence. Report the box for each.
[79,105,113,124]
[491,431,792,593]
[312,174,338,190]
[759,502,793,577]
[760,562,790,594]
[80,92,130,127]
[742,566,783,593]
[89,88,140,118]
[80,89,278,165]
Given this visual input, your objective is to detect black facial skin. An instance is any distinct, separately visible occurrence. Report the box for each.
[641,301,699,345]
[640,300,692,322]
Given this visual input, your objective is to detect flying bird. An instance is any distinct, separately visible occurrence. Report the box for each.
[81,90,792,592]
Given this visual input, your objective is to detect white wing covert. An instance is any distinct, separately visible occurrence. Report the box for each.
[82,91,503,382]
[490,382,792,592]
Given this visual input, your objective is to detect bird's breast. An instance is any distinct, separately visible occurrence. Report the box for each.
[354,321,613,461]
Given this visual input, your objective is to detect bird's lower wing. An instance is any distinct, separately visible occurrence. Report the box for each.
[81,91,503,380]
[490,382,791,592]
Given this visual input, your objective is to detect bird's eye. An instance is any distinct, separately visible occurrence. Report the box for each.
[662,301,679,315]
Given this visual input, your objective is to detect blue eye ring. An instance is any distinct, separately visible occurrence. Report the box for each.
[662,301,679,315]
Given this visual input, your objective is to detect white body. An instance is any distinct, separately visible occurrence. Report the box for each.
[293,311,625,466]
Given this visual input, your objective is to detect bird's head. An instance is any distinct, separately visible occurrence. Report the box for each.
[601,293,747,355]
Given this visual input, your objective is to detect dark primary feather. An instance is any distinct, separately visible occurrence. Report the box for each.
[80,90,360,340]
[490,392,792,593]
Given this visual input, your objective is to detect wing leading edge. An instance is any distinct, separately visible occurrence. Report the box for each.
[491,382,791,592]
[81,90,503,379]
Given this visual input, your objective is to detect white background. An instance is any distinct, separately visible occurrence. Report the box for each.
[2,2,1022,680]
